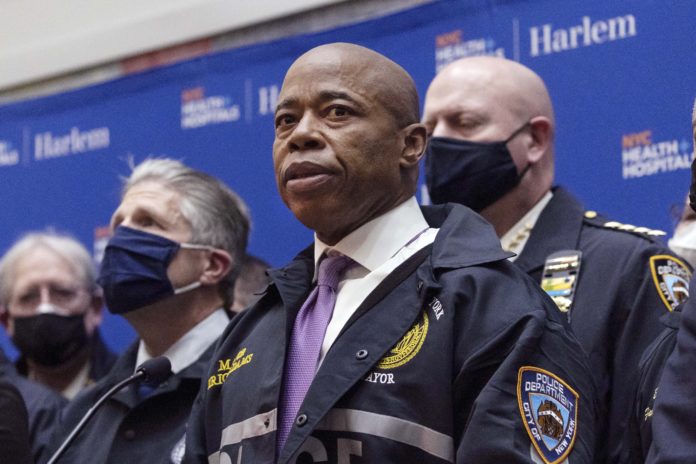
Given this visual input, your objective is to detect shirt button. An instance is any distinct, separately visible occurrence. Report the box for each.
[356,349,369,360]
[123,429,136,441]
[296,414,308,426]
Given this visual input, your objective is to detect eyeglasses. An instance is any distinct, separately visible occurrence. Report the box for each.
[10,284,88,315]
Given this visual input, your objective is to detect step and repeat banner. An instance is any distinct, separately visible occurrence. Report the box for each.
[1,0,694,354]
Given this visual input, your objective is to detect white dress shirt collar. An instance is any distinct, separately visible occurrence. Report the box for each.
[136,308,229,375]
[313,197,429,274]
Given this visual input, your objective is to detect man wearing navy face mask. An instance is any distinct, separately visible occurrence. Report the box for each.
[423,56,690,463]
[48,158,250,464]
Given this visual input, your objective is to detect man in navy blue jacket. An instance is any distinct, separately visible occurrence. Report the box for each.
[184,43,597,464]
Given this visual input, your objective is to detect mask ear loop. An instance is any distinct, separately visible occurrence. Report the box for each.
[505,120,533,179]
[517,163,532,179]
[173,243,216,295]
[504,120,532,143]
[173,281,202,295]
[179,243,216,251]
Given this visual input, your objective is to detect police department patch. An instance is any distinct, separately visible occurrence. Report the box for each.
[649,255,691,311]
[377,311,428,369]
[517,367,578,464]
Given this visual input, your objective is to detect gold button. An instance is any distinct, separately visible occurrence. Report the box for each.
[584,211,597,219]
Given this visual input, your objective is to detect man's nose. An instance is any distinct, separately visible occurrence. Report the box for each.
[288,113,323,152]
[39,286,51,304]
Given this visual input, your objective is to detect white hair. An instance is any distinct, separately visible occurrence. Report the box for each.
[0,231,96,306]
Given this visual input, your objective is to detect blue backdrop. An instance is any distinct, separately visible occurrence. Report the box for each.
[1,0,694,355]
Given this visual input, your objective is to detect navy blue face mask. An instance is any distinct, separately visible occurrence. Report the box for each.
[425,122,530,212]
[97,226,213,314]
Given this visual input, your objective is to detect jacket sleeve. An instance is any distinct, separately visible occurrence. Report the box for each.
[449,267,597,463]
[646,276,696,463]
[603,245,690,462]
[0,379,32,464]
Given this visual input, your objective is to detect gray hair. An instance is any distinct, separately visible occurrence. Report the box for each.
[123,158,250,308]
[0,231,97,306]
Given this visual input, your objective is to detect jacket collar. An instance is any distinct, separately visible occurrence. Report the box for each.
[107,339,216,408]
[422,203,513,269]
[268,202,513,299]
[513,186,584,273]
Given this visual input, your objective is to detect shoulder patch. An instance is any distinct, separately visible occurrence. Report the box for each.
[518,366,578,464]
[649,255,691,311]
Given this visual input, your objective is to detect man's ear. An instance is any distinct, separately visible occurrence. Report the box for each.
[85,290,104,335]
[399,123,428,169]
[201,249,233,285]
[526,116,553,164]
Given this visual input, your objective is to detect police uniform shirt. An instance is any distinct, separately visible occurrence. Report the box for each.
[315,197,438,365]
[501,191,553,260]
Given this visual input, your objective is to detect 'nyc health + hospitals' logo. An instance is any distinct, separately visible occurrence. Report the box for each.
[621,129,693,179]
[434,29,505,72]
[180,86,240,130]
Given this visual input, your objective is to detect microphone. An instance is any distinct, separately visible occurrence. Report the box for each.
[137,356,173,386]
[47,356,172,464]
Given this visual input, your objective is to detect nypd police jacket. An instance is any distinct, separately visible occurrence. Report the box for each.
[184,203,597,464]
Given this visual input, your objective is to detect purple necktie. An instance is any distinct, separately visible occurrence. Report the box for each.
[277,253,355,453]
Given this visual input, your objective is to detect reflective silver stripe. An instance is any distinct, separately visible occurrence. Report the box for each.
[208,409,277,464]
[316,408,454,462]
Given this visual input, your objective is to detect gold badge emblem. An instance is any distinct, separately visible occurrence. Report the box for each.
[377,311,428,370]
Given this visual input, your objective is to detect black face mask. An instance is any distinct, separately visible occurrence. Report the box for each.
[12,313,88,367]
[425,122,530,212]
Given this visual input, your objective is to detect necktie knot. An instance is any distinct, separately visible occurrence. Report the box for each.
[317,254,355,290]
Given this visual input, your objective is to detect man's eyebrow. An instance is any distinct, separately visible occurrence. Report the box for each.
[275,97,298,115]
[318,90,367,110]
[275,91,367,114]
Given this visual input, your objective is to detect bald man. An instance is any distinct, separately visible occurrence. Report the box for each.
[184,43,597,463]
[423,56,689,463]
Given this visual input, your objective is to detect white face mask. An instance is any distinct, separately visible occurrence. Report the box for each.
[668,220,696,268]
